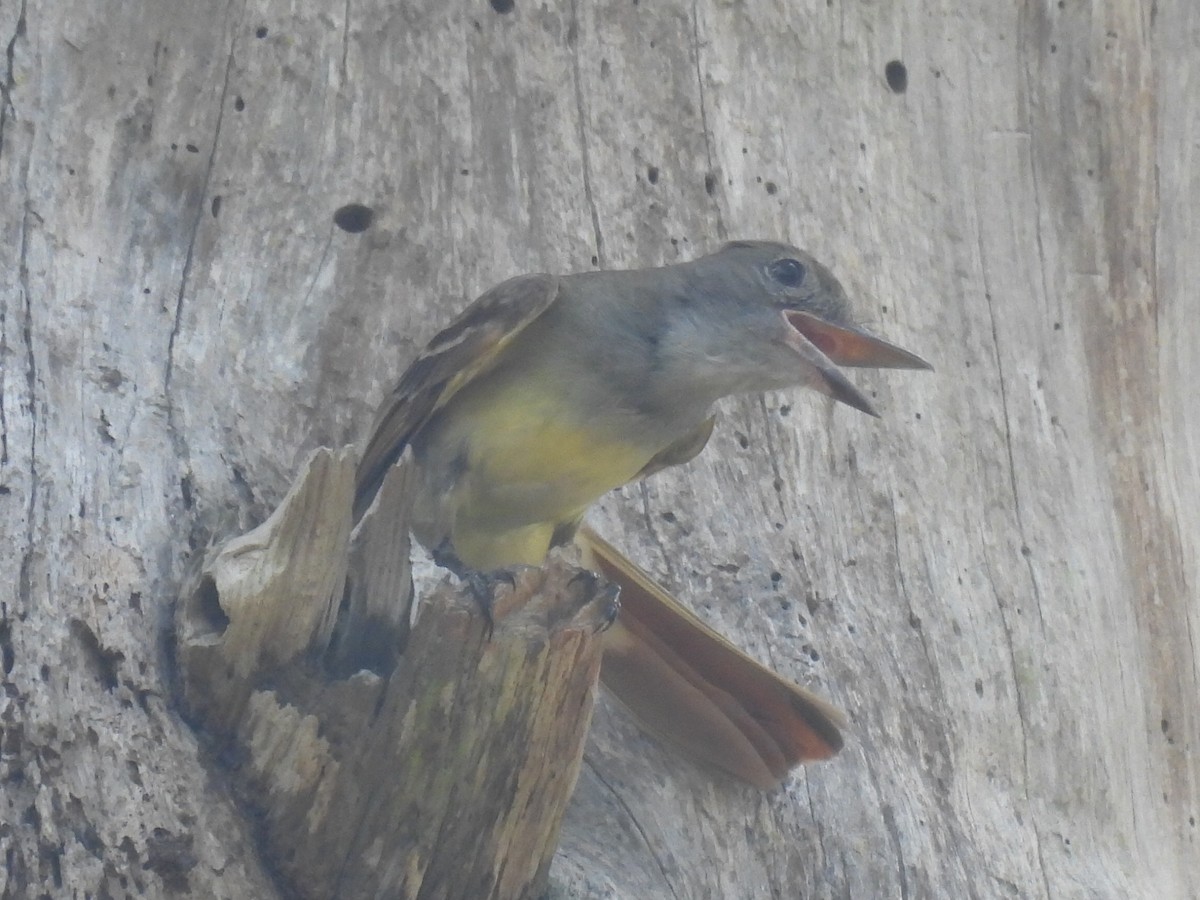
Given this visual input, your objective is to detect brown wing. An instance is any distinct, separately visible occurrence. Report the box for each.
[354,273,561,518]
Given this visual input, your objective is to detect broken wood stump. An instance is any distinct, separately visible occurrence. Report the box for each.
[174,448,614,900]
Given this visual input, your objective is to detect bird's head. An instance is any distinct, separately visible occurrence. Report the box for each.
[669,240,932,415]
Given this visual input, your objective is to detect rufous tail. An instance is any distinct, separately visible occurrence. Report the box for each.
[575,525,845,790]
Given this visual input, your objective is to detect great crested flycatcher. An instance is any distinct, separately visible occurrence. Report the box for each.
[355,240,930,788]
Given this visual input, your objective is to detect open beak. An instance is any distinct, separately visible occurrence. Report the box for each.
[781,309,933,417]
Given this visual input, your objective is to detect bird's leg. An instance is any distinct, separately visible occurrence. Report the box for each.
[464,570,519,639]
[430,540,469,577]
[431,543,621,637]
[430,541,517,639]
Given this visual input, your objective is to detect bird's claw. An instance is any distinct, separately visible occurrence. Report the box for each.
[465,569,519,639]
[567,570,621,632]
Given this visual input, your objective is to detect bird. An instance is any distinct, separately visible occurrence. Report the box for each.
[354,239,930,788]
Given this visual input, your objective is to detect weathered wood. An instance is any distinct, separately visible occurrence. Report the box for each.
[0,0,1196,897]
[173,448,612,900]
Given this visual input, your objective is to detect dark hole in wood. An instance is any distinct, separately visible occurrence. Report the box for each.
[333,203,376,233]
[193,575,231,637]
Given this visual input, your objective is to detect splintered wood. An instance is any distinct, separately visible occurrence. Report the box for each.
[175,448,612,900]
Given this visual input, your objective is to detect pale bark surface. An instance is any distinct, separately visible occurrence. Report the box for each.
[1,1,1196,898]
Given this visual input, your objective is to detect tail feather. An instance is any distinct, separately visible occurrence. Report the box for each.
[576,525,845,789]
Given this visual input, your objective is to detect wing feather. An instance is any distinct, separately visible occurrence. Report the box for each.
[633,415,716,482]
[354,273,561,517]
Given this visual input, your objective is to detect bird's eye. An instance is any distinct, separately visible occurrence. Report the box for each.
[768,258,806,288]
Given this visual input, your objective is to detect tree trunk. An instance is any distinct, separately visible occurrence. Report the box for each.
[1,1,1195,898]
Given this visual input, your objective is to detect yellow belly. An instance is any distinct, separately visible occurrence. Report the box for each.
[432,382,653,568]
[473,410,647,506]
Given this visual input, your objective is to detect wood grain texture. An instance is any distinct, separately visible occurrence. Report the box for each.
[173,449,612,900]
[0,0,1195,897]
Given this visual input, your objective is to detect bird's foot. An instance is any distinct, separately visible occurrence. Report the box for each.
[465,568,520,639]
[567,570,621,633]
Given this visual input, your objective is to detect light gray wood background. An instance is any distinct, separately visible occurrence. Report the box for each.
[1,0,1195,897]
